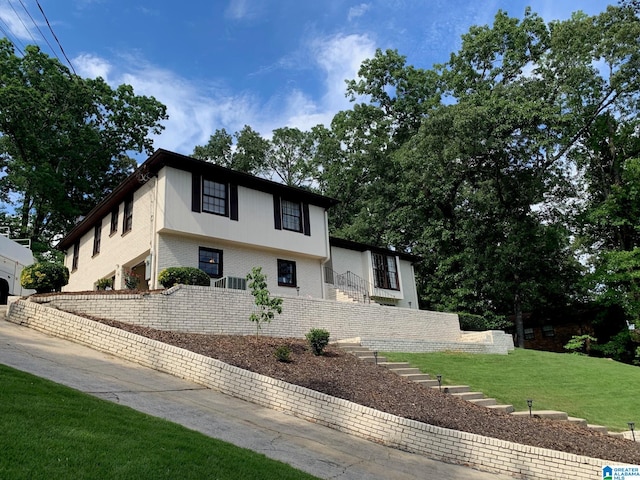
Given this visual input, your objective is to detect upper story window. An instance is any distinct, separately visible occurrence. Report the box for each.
[72,241,80,271]
[273,196,311,236]
[277,259,297,287]
[191,173,238,220]
[202,179,227,216]
[92,223,101,256]
[110,207,118,235]
[372,252,399,290]
[199,247,223,278]
[282,200,302,232]
[123,196,133,233]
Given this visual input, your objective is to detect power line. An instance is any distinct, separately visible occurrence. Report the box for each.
[16,0,60,62]
[7,0,37,46]
[34,0,76,75]
[0,16,25,56]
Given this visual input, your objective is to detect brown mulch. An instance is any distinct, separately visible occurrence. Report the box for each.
[79,317,640,465]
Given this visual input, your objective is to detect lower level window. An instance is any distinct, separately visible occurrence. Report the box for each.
[199,247,223,278]
[277,259,296,287]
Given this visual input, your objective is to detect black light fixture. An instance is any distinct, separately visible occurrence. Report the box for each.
[436,374,442,392]
[629,422,636,442]
[373,351,378,365]
[296,286,300,296]
[527,399,533,417]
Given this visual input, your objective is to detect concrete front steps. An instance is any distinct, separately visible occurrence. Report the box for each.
[336,342,514,413]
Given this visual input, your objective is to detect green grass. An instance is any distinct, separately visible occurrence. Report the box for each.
[382,348,640,431]
[0,364,319,480]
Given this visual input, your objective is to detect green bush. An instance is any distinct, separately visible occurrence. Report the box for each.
[158,267,210,288]
[20,262,69,294]
[305,328,330,356]
[458,312,512,331]
[96,277,113,290]
[274,345,292,362]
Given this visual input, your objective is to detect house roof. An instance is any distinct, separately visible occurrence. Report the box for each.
[58,149,339,251]
[329,236,421,263]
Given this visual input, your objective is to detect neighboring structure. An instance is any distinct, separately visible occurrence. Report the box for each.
[57,149,420,308]
[0,228,35,303]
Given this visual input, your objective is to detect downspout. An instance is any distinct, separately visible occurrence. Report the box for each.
[321,208,331,299]
[149,176,159,289]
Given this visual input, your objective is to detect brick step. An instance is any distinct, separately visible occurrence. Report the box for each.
[467,397,498,406]
[486,404,515,413]
[451,391,485,401]
[377,361,412,369]
[413,379,440,387]
[386,367,422,376]
[400,373,432,382]
[567,417,588,427]
[358,355,387,364]
[587,424,608,434]
[511,410,568,420]
[432,385,471,394]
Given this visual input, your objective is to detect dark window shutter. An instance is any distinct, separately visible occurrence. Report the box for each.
[273,196,282,230]
[302,202,311,236]
[192,173,201,212]
[230,184,238,221]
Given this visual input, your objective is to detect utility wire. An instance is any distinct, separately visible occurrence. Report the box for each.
[16,0,60,61]
[0,16,25,56]
[7,0,38,46]
[34,0,76,74]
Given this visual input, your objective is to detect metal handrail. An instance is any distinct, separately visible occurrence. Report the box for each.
[324,267,382,303]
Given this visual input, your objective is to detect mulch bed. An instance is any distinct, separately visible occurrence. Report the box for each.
[83,316,640,464]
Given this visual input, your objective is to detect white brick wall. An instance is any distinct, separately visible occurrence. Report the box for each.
[28,286,510,351]
[7,299,624,480]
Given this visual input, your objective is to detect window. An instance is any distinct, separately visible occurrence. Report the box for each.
[199,247,223,278]
[524,328,535,340]
[542,325,555,337]
[110,207,118,235]
[273,196,310,235]
[202,179,227,216]
[123,196,133,233]
[92,223,101,256]
[372,253,399,290]
[278,259,297,287]
[281,200,302,232]
[72,242,80,271]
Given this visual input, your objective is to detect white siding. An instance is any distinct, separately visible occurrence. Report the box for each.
[157,233,324,298]
[158,167,330,259]
[64,179,155,291]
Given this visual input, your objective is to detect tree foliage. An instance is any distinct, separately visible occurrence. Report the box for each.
[246,266,283,338]
[0,40,167,256]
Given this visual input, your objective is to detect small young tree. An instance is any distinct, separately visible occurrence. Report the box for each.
[246,266,283,338]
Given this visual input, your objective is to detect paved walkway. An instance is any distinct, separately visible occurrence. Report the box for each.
[0,318,514,479]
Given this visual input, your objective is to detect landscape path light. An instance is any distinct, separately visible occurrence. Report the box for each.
[629,422,636,442]
[436,374,442,392]
[527,399,533,418]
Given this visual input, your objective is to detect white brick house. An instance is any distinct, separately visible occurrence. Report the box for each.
[58,149,420,308]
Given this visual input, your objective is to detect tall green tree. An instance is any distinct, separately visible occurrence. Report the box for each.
[192,125,269,174]
[0,40,167,255]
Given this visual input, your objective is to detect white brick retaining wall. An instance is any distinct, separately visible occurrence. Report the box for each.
[29,286,513,354]
[6,299,621,480]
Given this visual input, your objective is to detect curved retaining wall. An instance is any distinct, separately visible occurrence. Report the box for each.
[28,286,513,354]
[6,299,618,480]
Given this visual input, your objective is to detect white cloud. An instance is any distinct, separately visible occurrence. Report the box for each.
[74,53,112,81]
[0,2,36,41]
[348,3,371,21]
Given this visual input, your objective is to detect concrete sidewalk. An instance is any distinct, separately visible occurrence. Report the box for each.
[0,319,513,479]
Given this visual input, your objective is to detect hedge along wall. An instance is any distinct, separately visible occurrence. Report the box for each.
[29,285,513,354]
[6,299,618,480]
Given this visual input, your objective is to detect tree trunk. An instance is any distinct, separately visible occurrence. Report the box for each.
[514,292,525,348]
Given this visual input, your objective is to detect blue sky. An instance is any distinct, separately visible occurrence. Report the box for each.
[0,0,616,159]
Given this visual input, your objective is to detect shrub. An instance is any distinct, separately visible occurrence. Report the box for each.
[564,334,597,355]
[158,267,211,288]
[306,328,330,356]
[96,277,113,290]
[274,345,292,362]
[20,262,69,294]
[458,312,512,331]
